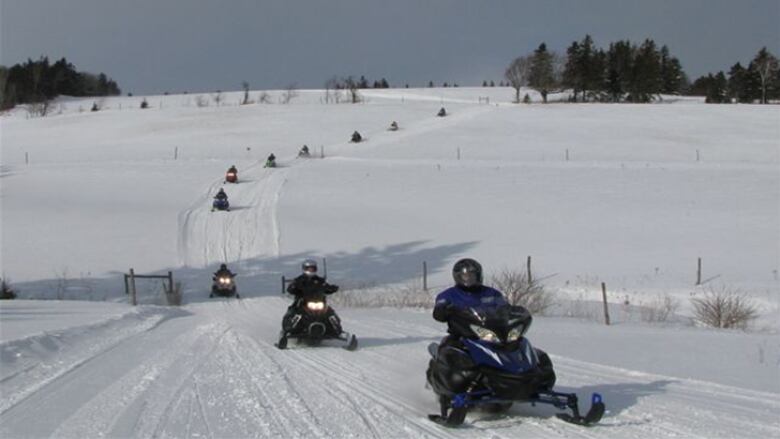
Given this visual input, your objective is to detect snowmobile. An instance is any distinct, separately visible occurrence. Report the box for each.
[298,149,311,158]
[264,159,276,168]
[276,292,358,351]
[225,170,238,183]
[388,121,399,131]
[212,198,230,212]
[210,273,239,298]
[437,107,447,117]
[426,304,605,427]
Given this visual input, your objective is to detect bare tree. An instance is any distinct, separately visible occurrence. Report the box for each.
[344,76,362,103]
[505,56,532,103]
[194,94,209,107]
[258,91,272,104]
[241,81,250,105]
[212,90,223,106]
[280,83,298,104]
[323,76,341,104]
[751,48,779,104]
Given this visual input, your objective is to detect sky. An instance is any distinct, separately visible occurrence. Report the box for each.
[1,0,779,95]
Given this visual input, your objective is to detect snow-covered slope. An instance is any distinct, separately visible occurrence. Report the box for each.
[1,87,779,437]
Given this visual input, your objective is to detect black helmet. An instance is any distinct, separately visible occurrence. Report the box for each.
[452,258,482,288]
[220,263,227,270]
[302,259,317,275]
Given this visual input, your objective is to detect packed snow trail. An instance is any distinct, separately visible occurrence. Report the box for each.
[177,161,288,267]
[2,299,778,438]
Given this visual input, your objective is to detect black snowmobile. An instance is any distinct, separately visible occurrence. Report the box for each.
[210,272,239,298]
[276,292,357,350]
[426,304,605,427]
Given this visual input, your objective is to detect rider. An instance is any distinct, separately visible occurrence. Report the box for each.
[214,263,235,279]
[299,145,310,156]
[389,121,398,130]
[433,258,507,349]
[351,131,362,143]
[437,107,447,117]
[282,259,339,331]
[227,165,237,174]
[214,188,228,201]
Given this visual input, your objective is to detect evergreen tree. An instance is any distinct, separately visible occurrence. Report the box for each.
[359,75,369,89]
[629,39,662,102]
[528,43,557,103]
[727,63,754,103]
[605,40,633,102]
[705,72,729,103]
[659,45,685,94]
[482,80,488,87]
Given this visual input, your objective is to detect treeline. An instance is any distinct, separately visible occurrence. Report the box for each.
[688,48,779,103]
[0,57,121,110]
[504,35,779,104]
[505,35,687,103]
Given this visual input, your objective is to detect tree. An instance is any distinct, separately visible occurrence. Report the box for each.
[482,80,488,87]
[659,45,685,94]
[241,81,250,104]
[727,63,754,103]
[505,55,532,103]
[358,75,369,89]
[528,43,558,103]
[703,72,729,103]
[749,47,779,104]
[428,80,434,87]
[281,83,298,104]
[628,39,662,102]
[344,76,361,103]
[605,40,634,102]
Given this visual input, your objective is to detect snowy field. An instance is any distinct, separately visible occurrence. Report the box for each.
[1,87,779,437]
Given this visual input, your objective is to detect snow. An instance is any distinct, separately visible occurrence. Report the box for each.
[1,87,779,437]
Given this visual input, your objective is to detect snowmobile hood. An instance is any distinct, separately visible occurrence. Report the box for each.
[463,337,538,374]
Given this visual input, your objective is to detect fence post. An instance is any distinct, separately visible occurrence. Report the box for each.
[423,261,428,291]
[457,148,461,160]
[601,282,610,326]
[320,145,324,158]
[281,276,286,295]
[123,274,129,295]
[174,147,178,160]
[565,149,569,161]
[526,256,532,284]
[696,149,700,162]
[323,257,328,279]
[129,268,137,306]
[25,152,29,165]
[167,271,173,294]
[696,257,702,285]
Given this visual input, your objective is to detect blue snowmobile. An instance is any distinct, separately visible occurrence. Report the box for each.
[426,304,605,427]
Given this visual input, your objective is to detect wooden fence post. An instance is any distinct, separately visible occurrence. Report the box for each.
[123,274,129,295]
[129,268,137,306]
[457,148,461,160]
[565,149,569,161]
[25,152,29,165]
[423,261,428,291]
[167,271,173,294]
[527,256,533,284]
[281,276,286,295]
[174,147,178,160]
[320,145,324,158]
[601,282,610,326]
[323,257,328,279]
[696,257,702,285]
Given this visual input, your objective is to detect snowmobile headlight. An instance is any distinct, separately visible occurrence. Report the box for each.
[306,301,325,311]
[507,326,524,342]
[220,277,231,284]
[470,324,500,343]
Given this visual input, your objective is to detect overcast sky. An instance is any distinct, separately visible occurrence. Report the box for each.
[2,0,778,95]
